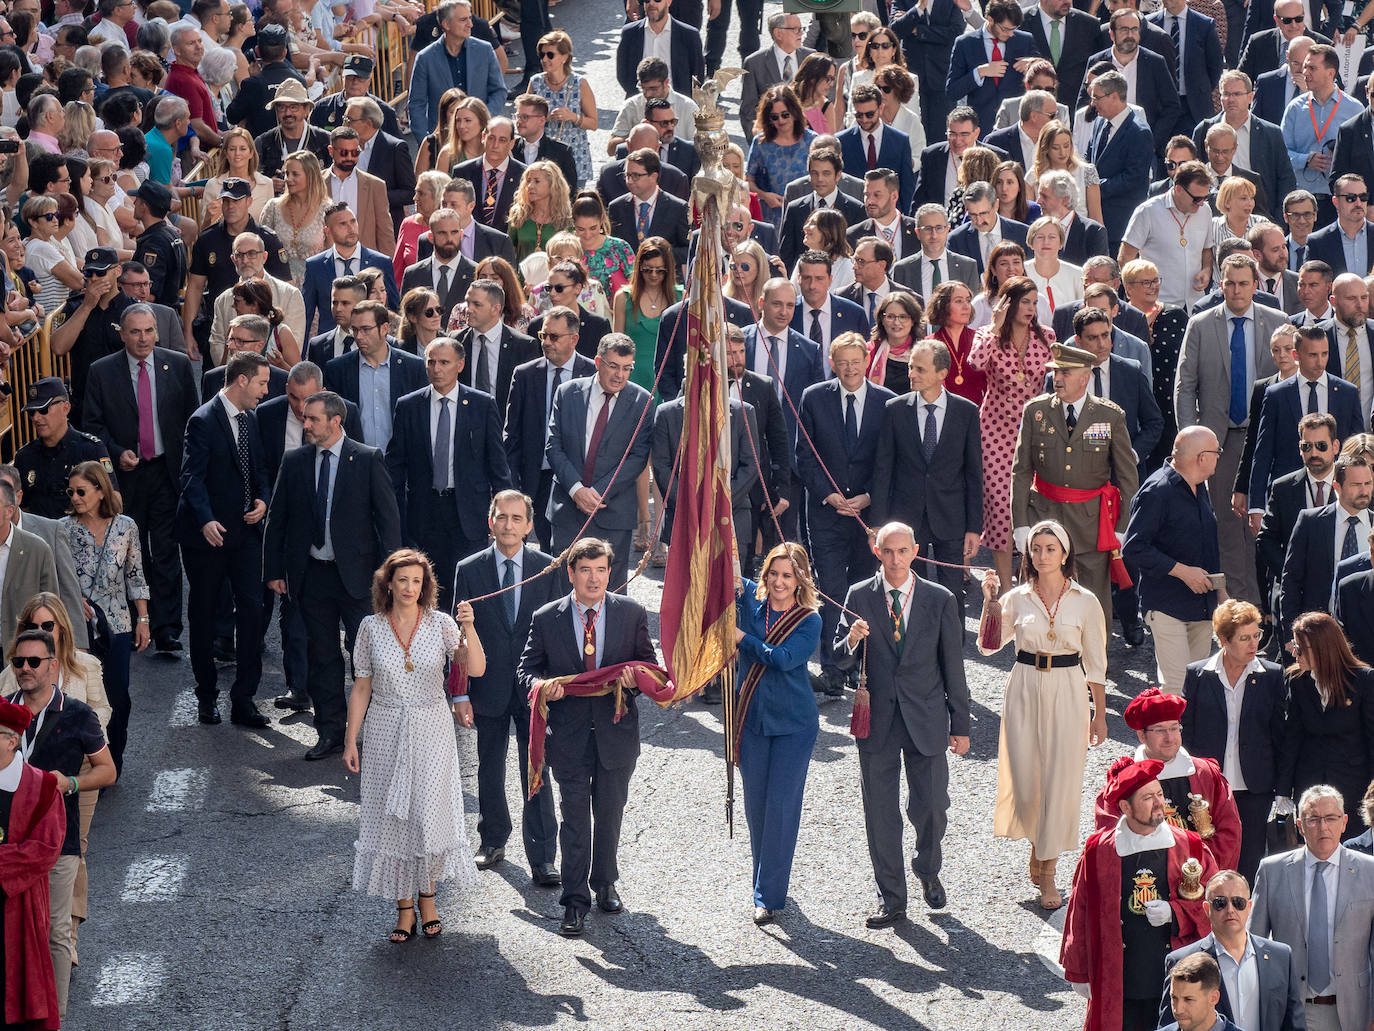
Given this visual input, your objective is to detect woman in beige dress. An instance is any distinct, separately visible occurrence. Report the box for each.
[978,520,1108,910]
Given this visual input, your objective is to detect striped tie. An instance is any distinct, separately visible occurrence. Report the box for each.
[1348,327,1362,393]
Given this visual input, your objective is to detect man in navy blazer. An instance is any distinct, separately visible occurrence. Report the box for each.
[944,0,1036,133]
[323,300,429,449]
[453,127,527,232]
[300,206,398,336]
[258,367,364,482]
[545,335,655,592]
[453,491,560,883]
[1193,76,1297,224]
[911,126,1011,212]
[453,279,539,417]
[1304,176,1374,276]
[795,336,895,694]
[1147,1,1223,137]
[789,251,870,349]
[871,339,983,620]
[1256,444,1333,641]
[1251,65,1301,128]
[1332,82,1374,197]
[946,182,1028,276]
[778,150,867,272]
[1336,559,1374,663]
[516,537,657,936]
[263,390,401,759]
[1020,0,1102,111]
[407,0,505,142]
[1083,71,1156,248]
[656,291,757,403]
[614,1,703,98]
[837,87,916,215]
[744,282,825,447]
[890,0,966,140]
[1157,955,1247,1031]
[175,352,273,728]
[1084,17,1181,152]
[606,150,691,269]
[386,337,511,609]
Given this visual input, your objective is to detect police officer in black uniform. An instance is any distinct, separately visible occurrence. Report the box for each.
[48,248,134,424]
[225,23,304,139]
[131,182,188,311]
[182,178,291,358]
[310,55,402,138]
[13,378,119,520]
[253,78,332,181]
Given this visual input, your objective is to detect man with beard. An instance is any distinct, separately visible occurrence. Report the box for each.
[322,127,393,255]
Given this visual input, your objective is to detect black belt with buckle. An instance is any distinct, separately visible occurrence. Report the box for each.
[1308,997,1337,1006]
[1015,650,1082,672]
[431,488,455,497]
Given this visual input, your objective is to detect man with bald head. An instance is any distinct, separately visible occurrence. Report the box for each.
[1124,426,1225,694]
[1325,272,1374,419]
[596,122,690,205]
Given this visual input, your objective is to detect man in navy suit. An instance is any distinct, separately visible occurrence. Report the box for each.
[503,308,596,551]
[1332,78,1374,201]
[1325,273,1374,418]
[1239,0,1332,81]
[911,106,1010,212]
[545,335,655,592]
[1074,306,1164,471]
[655,285,757,403]
[301,203,398,336]
[1304,175,1374,276]
[837,86,916,214]
[1336,552,1374,663]
[614,0,704,99]
[324,300,428,450]
[779,149,866,272]
[454,279,539,416]
[1085,10,1181,152]
[1279,453,1374,638]
[1084,70,1155,249]
[891,0,966,141]
[789,252,870,353]
[1193,72,1297,222]
[984,89,1059,172]
[175,351,273,728]
[305,276,367,368]
[516,537,657,937]
[454,491,560,884]
[512,93,579,195]
[945,0,1036,134]
[454,119,527,231]
[606,149,691,270]
[1147,0,1223,138]
[1249,327,1364,511]
[1020,0,1102,113]
[407,0,505,141]
[947,182,1029,276]
[870,339,983,621]
[796,334,895,695]
[1160,911,1300,1031]
[386,337,511,609]
[848,170,923,266]
[597,124,691,206]
[264,390,401,759]
[1036,171,1110,266]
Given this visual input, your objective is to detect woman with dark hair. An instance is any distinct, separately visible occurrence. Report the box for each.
[400,287,442,354]
[849,24,919,116]
[746,84,815,230]
[63,156,104,258]
[795,207,853,289]
[231,279,300,367]
[445,255,538,335]
[115,124,148,189]
[968,275,1055,591]
[1278,611,1374,836]
[926,281,985,405]
[791,53,839,134]
[734,541,823,925]
[865,291,924,394]
[994,161,1039,224]
[345,549,483,942]
[872,64,925,151]
[979,519,1108,908]
[570,190,634,299]
[9,13,49,71]
[947,145,1000,227]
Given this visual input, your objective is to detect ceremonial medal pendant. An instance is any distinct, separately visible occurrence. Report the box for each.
[1046,629,1056,642]
[954,374,964,385]
[584,643,596,655]
[1179,237,1187,247]
[404,659,414,672]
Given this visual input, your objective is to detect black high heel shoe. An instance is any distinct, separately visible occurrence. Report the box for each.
[417,891,442,938]
[390,902,416,943]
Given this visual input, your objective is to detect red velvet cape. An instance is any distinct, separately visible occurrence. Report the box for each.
[0,764,65,1030]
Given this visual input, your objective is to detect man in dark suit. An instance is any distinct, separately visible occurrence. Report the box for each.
[512,93,578,193]
[516,537,657,936]
[779,149,867,272]
[503,308,596,551]
[945,0,1036,132]
[175,351,273,728]
[685,206,781,266]
[1035,170,1110,265]
[304,276,367,368]
[525,264,615,361]
[453,118,527,231]
[849,169,923,265]
[837,86,916,215]
[1020,0,1102,112]
[324,300,429,450]
[414,179,519,267]
[399,209,479,326]
[796,335,895,694]
[387,337,511,608]
[622,98,702,183]
[1336,552,1374,663]
[546,335,655,591]
[300,203,398,336]
[606,149,691,270]
[789,252,870,351]
[264,390,401,759]
[1073,306,1165,470]
[835,522,969,923]
[1146,0,1223,138]
[744,281,825,454]
[890,0,965,139]
[871,339,983,621]
[1279,453,1374,638]
[725,327,792,570]
[345,96,416,237]
[1083,70,1155,249]
[983,89,1058,173]
[596,124,690,206]
[1332,78,1374,199]
[614,0,704,98]
[1249,223,1302,313]
[454,491,561,884]
[891,205,982,297]
[1304,175,1374,276]
[1084,12,1181,150]
[81,302,198,655]
[839,238,900,324]
[1325,273,1374,418]
[655,287,757,403]
[1193,73,1297,222]
[1238,0,1332,82]
[312,56,402,137]
[456,280,539,417]
[946,182,1029,276]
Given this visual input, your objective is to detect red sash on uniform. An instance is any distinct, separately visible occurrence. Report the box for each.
[1031,474,1133,588]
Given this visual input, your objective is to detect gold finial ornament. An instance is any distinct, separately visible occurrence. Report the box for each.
[691,70,745,217]
[1177,857,1204,900]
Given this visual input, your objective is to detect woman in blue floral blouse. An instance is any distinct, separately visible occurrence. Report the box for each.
[746,85,816,232]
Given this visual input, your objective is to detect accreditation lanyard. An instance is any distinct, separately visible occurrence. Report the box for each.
[1310,91,1344,145]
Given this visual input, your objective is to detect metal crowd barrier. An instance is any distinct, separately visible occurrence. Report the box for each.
[0,315,62,461]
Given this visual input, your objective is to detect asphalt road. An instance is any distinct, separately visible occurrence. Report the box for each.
[63,3,1164,1028]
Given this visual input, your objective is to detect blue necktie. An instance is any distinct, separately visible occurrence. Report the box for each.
[923,402,938,461]
[502,557,516,626]
[313,448,330,548]
[845,393,858,449]
[1229,316,1248,425]
[1091,119,1108,162]
[1343,516,1361,561]
[1309,861,1331,991]
[637,200,650,237]
[867,291,877,324]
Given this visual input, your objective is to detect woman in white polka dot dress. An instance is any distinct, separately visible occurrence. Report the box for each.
[344,549,484,943]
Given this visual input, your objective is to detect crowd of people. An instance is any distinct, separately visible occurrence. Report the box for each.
[0,0,1372,1024]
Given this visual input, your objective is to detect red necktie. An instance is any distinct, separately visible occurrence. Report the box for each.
[866,133,877,170]
[991,39,1002,84]
[137,359,156,459]
[583,607,597,671]
[1314,480,1326,507]
[583,390,612,485]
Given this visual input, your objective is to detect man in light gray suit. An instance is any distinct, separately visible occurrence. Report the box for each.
[0,480,57,653]
[1173,253,1289,604]
[546,334,654,593]
[1250,784,1374,1031]
[737,12,814,137]
[0,465,87,649]
[1160,869,1308,1031]
[834,522,970,928]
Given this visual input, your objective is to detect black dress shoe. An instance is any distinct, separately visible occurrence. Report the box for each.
[558,906,585,937]
[920,875,947,910]
[531,863,561,887]
[304,737,343,760]
[474,845,505,869]
[230,702,271,728]
[865,903,907,928]
[154,635,182,653]
[701,682,722,705]
[596,884,622,913]
[274,690,312,711]
[197,700,221,725]
[1122,621,1146,648]
[822,671,846,698]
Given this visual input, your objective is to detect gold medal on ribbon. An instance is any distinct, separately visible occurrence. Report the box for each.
[584,643,596,656]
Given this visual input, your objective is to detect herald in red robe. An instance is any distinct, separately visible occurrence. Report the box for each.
[0,764,65,1031]
[1092,755,1242,871]
[1060,823,1217,1031]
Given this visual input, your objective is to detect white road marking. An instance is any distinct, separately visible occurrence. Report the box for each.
[120,855,189,902]
[145,768,209,813]
[89,953,166,1006]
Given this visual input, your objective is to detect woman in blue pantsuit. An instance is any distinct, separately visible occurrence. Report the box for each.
[735,541,823,926]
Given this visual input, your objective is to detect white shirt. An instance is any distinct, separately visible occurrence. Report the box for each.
[1091,358,1111,400]
[0,753,20,792]
[754,328,789,393]
[977,222,1002,265]
[309,435,344,561]
[1296,303,1336,327]
[285,406,304,450]
[1113,814,1177,856]
[327,166,360,212]
[1333,505,1373,568]
[1334,322,1374,418]
[584,386,618,456]
[218,391,247,443]
[645,17,672,64]
[520,134,543,167]
[872,211,905,260]
[1018,127,1038,170]
[1303,845,1341,995]
[811,189,840,210]
[429,383,461,489]
[915,388,948,445]
[1112,49,1141,102]
[1216,934,1261,1031]
[1306,471,1335,508]
[848,568,916,653]
[1297,372,1331,416]
[469,322,502,394]
[1202,650,1266,791]
[1163,9,1187,91]
[431,255,464,296]
[1121,190,1219,308]
[358,132,377,175]
[127,350,165,457]
[542,356,579,468]
[839,379,867,428]
[944,151,961,206]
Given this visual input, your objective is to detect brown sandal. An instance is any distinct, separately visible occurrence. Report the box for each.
[1037,859,1062,911]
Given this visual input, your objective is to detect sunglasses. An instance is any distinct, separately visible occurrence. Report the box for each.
[878,85,893,94]
[539,331,572,341]
[1186,191,1210,204]
[96,174,115,184]
[37,212,58,222]
[1208,896,1249,911]
[869,40,894,49]
[728,221,746,231]
[1277,14,1304,23]
[10,655,47,669]
[421,306,441,317]
[1299,440,1331,452]
[65,486,92,497]
[1339,192,1370,203]
[652,117,679,127]
[539,50,558,60]
[851,30,868,40]
[22,621,55,633]
[768,111,792,121]
[1164,160,1181,171]
[548,281,574,292]
[731,262,752,272]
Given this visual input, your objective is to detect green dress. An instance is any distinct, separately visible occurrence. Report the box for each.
[508,219,564,265]
[620,283,683,397]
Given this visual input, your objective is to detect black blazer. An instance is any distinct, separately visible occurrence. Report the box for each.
[81,346,198,472]
[385,383,512,545]
[1277,666,1374,800]
[415,223,517,266]
[652,397,758,510]
[596,158,690,205]
[1181,656,1288,794]
[525,309,611,363]
[614,140,702,183]
[365,130,418,234]
[1336,567,1374,665]
[453,544,558,716]
[607,190,691,270]
[262,436,401,599]
[1022,5,1102,109]
[201,364,287,403]
[910,142,1013,212]
[254,393,364,483]
[794,379,896,532]
[175,396,271,547]
[1231,372,1281,500]
[1239,26,1332,83]
[502,354,596,494]
[737,370,793,506]
[779,192,867,272]
[400,256,478,325]
[870,390,983,539]
[517,134,578,193]
[1145,7,1223,132]
[305,330,402,365]
[1256,467,1316,602]
[845,214,921,260]
[1060,213,1111,266]
[516,592,657,770]
[455,323,539,418]
[1333,109,1374,200]
[655,294,757,402]
[614,17,704,97]
[1081,46,1180,149]
[323,349,429,445]
[453,156,527,229]
[1278,502,1346,638]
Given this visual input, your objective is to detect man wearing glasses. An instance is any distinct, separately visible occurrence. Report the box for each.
[1280,45,1361,221]
[738,12,812,138]
[1305,175,1374,276]
[1121,161,1217,310]
[207,231,306,366]
[607,57,697,157]
[343,95,414,235]
[513,93,579,195]
[610,97,700,182]
[323,299,427,450]
[310,54,401,137]
[1240,0,1332,83]
[1193,71,1295,223]
[606,149,690,269]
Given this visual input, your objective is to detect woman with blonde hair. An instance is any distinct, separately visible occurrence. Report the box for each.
[527,29,596,189]
[57,101,95,158]
[202,126,274,222]
[259,150,329,286]
[527,231,611,317]
[507,160,573,264]
[724,239,769,318]
[1024,215,1082,323]
[436,97,489,173]
[1213,176,1262,244]
[394,171,450,286]
[415,87,466,176]
[23,195,81,315]
[1029,120,1103,225]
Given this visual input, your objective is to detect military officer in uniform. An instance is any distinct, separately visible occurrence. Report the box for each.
[1011,341,1139,628]
[130,182,187,312]
[253,78,332,182]
[13,379,118,520]
[309,55,401,138]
